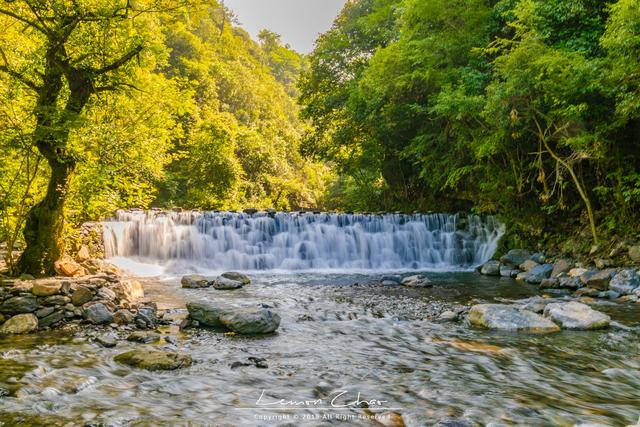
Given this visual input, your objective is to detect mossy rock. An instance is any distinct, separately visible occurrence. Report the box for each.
[114,350,192,371]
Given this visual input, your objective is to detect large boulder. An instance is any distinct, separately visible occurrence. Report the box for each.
[609,269,640,295]
[499,249,531,267]
[31,280,62,297]
[480,261,501,276]
[543,301,610,330]
[525,264,554,284]
[181,275,210,289]
[0,313,38,334]
[468,304,560,333]
[580,269,616,290]
[186,302,231,327]
[0,295,38,314]
[187,302,280,334]
[219,307,281,335]
[221,272,251,285]
[114,350,192,371]
[83,303,114,325]
[212,277,243,290]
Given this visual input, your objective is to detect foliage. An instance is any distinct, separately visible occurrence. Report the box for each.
[299,0,640,244]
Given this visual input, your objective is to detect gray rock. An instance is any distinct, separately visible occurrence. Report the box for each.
[0,313,38,334]
[629,245,640,263]
[580,269,616,290]
[381,275,401,285]
[35,306,55,318]
[97,287,117,301]
[468,304,560,333]
[221,272,251,285]
[186,302,232,327]
[71,286,94,306]
[543,301,610,330]
[595,258,614,269]
[558,277,581,289]
[480,261,501,276]
[181,275,210,289]
[515,296,551,313]
[436,310,458,322]
[83,303,114,325]
[400,274,432,287]
[598,290,620,300]
[526,264,554,284]
[434,417,476,427]
[38,310,64,328]
[499,249,531,267]
[551,259,572,277]
[539,277,560,288]
[530,252,546,263]
[519,260,539,272]
[212,277,243,290]
[609,269,639,295]
[219,307,281,335]
[0,295,38,314]
[43,295,71,306]
[114,350,192,371]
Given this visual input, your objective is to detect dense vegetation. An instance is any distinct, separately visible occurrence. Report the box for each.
[0,0,328,275]
[0,0,639,275]
[299,0,640,250]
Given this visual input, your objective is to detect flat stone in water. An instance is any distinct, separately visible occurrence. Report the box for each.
[221,272,250,285]
[219,307,281,334]
[181,275,210,289]
[468,304,560,333]
[543,301,610,330]
[127,331,161,344]
[114,350,192,371]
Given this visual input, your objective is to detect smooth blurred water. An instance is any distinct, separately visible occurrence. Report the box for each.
[1,273,639,426]
[102,211,505,274]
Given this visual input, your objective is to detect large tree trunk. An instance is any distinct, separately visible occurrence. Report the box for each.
[17,153,75,276]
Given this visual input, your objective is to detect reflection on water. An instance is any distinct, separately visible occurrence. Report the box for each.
[1,273,639,426]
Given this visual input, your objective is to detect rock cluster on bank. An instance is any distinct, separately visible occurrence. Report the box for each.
[479,249,640,303]
[0,264,152,335]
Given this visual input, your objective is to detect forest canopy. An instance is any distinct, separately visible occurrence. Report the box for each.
[299,0,640,248]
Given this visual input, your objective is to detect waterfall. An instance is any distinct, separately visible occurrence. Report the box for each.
[103,210,504,273]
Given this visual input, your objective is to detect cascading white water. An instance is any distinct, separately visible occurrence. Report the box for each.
[102,210,504,274]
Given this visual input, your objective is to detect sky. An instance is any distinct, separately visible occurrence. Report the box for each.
[224,0,347,53]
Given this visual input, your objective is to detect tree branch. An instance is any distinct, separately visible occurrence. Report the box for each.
[0,6,48,35]
[94,45,144,75]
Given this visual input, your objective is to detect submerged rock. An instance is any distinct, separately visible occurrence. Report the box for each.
[0,313,38,334]
[543,301,610,330]
[221,272,251,285]
[212,277,243,290]
[468,304,560,333]
[127,331,161,343]
[181,275,210,289]
[114,350,192,371]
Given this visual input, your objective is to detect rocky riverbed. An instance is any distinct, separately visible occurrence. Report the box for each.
[1,270,639,426]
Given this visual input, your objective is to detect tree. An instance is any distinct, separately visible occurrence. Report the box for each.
[0,0,181,276]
